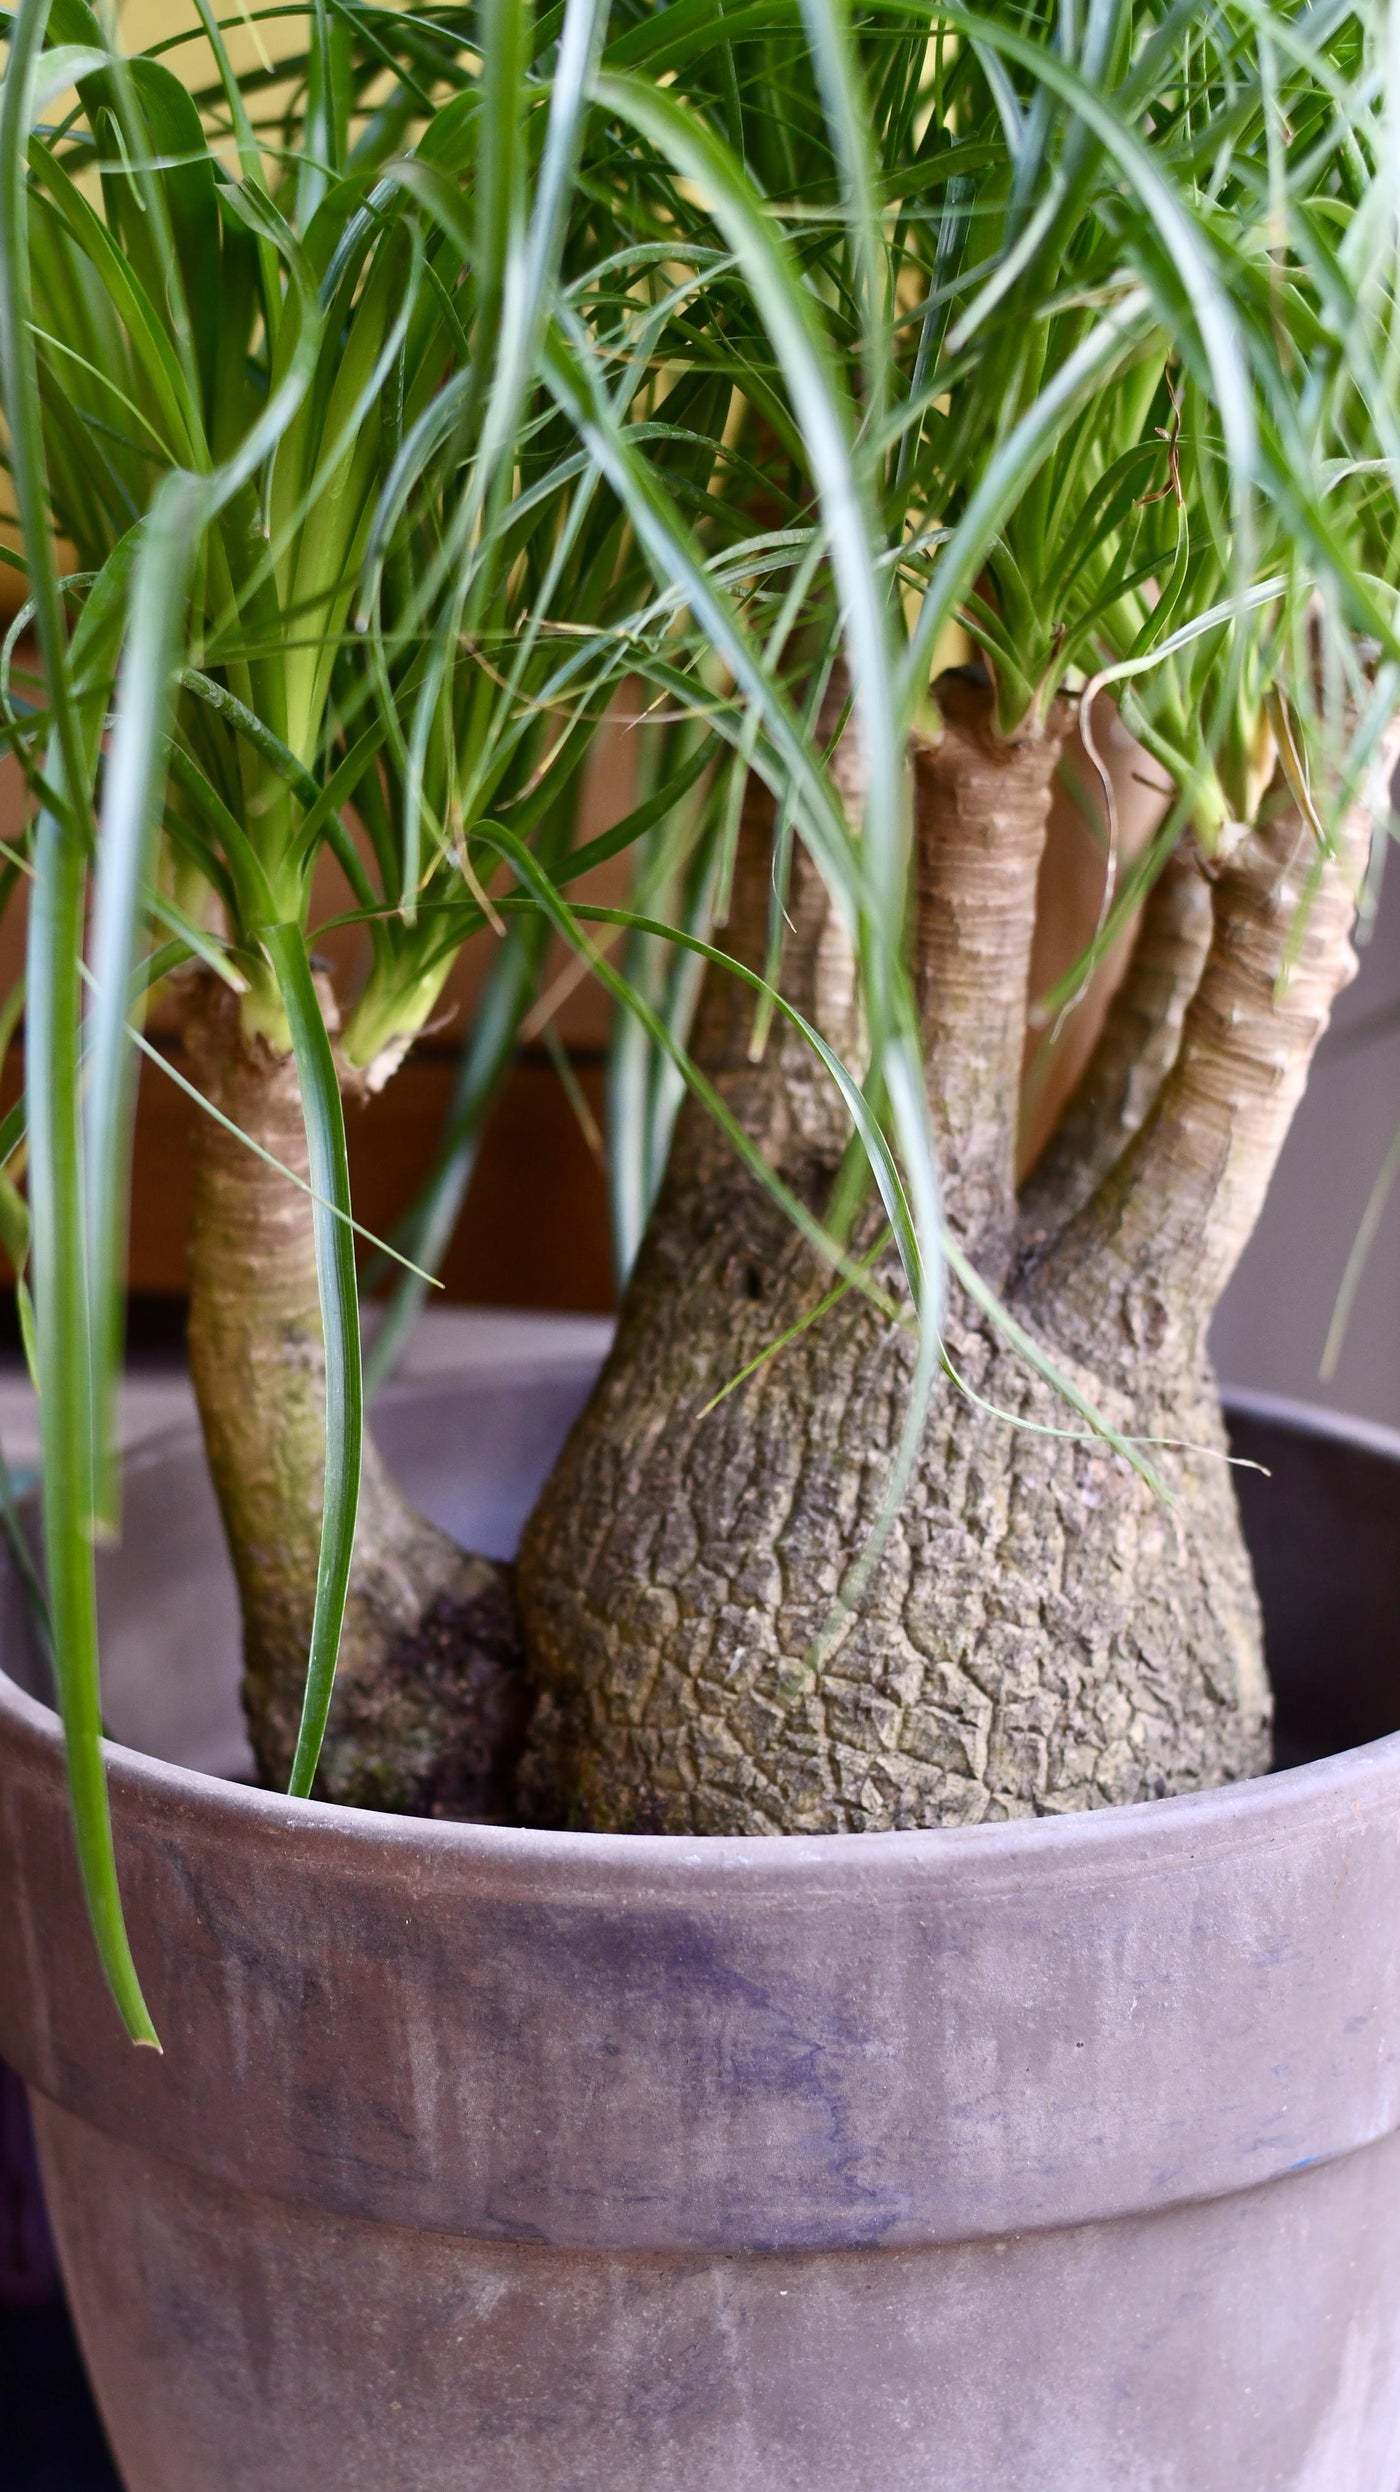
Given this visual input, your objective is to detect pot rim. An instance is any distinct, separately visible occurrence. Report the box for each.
[2,1381,1398,1896]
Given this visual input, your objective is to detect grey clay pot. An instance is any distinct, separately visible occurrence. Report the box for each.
[2,1336,1400,2491]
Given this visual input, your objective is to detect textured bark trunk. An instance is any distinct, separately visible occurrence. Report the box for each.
[515,682,1389,1835]
[182,977,527,1816]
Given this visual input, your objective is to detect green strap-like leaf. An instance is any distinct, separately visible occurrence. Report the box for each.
[263,922,363,1801]
[85,473,204,1527]
[27,781,159,2047]
[592,69,906,1011]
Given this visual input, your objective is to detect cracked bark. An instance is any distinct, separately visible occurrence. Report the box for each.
[182,975,528,1817]
[516,680,1388,1835]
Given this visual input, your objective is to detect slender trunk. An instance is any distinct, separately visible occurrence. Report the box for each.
[1020,842,1214,1243]
[182,975,527,1817]
[913,677,1068,1268]
[516,682,1386,1835]
[1018,699,1174,1177]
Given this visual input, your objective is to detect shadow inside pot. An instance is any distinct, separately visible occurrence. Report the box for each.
[1223,1391,1400,1772]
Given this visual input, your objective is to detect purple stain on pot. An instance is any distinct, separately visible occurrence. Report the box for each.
[4,1361,1400,2489]
[491,1902,913,2243]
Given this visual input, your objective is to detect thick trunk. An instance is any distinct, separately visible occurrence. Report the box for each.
[183,977,527,1816]
[516,681,1381,1835]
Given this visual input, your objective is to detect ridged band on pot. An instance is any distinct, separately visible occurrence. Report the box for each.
[4,1652,1400,2256]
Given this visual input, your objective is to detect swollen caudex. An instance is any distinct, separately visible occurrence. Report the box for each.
[515,678,1382,1836]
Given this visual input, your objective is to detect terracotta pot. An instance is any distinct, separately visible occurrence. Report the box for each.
[2,1341,1400,2491]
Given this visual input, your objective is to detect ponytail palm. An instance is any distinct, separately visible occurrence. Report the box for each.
[3,0,1398,2025]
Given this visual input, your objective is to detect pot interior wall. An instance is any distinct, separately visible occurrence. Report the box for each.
[1225,1396,1400,1770]
[0,1362,1392,1785]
